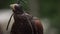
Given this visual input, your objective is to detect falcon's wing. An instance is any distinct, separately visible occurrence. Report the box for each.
[33,17,43,34]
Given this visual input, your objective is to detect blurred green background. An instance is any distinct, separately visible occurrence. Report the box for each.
[0,0,60,34]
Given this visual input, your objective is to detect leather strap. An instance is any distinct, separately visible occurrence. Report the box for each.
[6,13,14,30]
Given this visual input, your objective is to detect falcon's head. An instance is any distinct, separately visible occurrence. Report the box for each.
[10,4,19,10]
[10,4,23,13]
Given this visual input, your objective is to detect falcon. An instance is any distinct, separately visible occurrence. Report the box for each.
[9,4,43,34]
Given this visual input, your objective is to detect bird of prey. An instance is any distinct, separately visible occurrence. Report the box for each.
[7,4,43,34]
